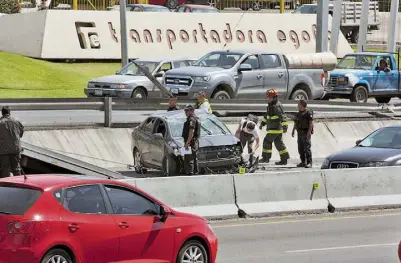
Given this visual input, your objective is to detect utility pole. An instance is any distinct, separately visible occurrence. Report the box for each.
[316,0,329,52]
[330,0,343,55]
[119,0,129,67]
[357,0,370,52]
[387,0,399,52]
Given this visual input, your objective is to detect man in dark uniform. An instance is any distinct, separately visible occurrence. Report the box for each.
[259,89,290,165]
[167,97,180,111]
[292,99,313,168]
[182,105,201,175]
[0,106,24,177]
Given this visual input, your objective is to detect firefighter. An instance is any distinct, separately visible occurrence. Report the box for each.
[195,91,212,114]
[182,105,201,175]
[167,97,180,111]
[259,89,290,165]
[292,99,313,168]
[235,114,260,165]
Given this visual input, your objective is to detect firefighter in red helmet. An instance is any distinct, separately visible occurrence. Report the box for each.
[259,89,290,165]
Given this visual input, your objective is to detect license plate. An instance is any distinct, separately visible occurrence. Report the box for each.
[171,88,179,94]
[94,89,103,96]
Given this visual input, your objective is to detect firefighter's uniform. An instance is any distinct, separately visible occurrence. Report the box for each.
[259,89,290,165]
[195,99,212,114]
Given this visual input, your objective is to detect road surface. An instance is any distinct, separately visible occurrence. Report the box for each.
[212,210,401,263]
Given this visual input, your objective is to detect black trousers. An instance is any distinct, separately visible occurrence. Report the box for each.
[297,130,312,164]
[0,154,22,178]
[183,141,199,175]
[262,133,289,161]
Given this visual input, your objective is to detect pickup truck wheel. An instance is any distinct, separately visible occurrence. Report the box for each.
[375,97,391,104]
[350,86,368,103]
[290,89,309,100]
[212,90,231,100]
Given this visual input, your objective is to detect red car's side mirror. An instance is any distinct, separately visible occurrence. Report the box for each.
[160,206,171,222]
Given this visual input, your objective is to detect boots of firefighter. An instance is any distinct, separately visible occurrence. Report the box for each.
[275,159,288,165]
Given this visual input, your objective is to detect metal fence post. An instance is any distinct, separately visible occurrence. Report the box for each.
[357,0,370,52]
[73,0,78,10]
[330,0,343,55]
[104,97,112,128]
[280,0,285,13]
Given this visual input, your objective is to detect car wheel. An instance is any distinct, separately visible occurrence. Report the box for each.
[375,97,391,104]
[212,90,231,100]
[133,148,148,174]
[162,154,180,176]
[176,240,208,263]
[350,85,368,103]
[166,0,178,9]
[41,249,73,263]
[252,0,261,10]
[132,87,147,99]
[290,89,309,100]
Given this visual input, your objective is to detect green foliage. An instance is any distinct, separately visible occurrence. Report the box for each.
[0,0,19,14]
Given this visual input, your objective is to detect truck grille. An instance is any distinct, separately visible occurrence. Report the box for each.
[328,76,338,87]
[329,162,359,169]
[165,77,192,86]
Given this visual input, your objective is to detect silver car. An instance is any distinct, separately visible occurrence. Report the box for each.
[85,57,196,99]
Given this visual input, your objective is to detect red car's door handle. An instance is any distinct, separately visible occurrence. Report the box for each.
[68,223,80,233]
[118,222,129,229]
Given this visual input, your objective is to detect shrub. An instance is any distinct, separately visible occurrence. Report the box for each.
[0,0,19,14]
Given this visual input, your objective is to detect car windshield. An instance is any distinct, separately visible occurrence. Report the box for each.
[293,5,317,13]
[193,52,243,69]
[358,127,401,149]
[192,8,219,13]
[117,61,160,76]
[336,55,376,70]
[169,115,231,138]
[144,6,170,11]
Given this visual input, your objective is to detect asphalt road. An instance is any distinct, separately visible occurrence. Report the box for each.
[212,210,401,263]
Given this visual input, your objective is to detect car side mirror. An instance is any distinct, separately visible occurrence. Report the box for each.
[160,205,171,222]
[238,64,252,72]
[356,139,362,145]
[154,133,163,139]
[154,72,165,78]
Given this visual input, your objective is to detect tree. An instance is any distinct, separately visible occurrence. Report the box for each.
[0,0,19,14]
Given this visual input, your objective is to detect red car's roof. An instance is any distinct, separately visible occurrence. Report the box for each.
[0,174,117,190]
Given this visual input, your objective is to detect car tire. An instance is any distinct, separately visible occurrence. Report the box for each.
[176,240,209,263]
[375,97,391,104]
[166,0,178,9]
[290,89,309,100]
[350,85,368,103]
[212,90,231,100]
[162,154,180,176]
[132,88,147,99]
[133,148,148,174]
[41,249,73,263]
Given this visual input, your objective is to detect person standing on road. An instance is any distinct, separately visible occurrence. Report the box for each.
[167,97,180,111]
[0,106,24,177]
[292,99,313,168]
[235,114,260,165]
[182,105,201,175]
[259,89,290,165]
[195,91,213,114]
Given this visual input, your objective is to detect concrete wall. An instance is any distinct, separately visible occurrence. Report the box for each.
[22,120,400,169]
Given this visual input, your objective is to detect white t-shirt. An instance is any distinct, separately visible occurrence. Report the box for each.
[238,119,259,138]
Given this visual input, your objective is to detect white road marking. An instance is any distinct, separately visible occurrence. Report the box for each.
[286,243,398,253]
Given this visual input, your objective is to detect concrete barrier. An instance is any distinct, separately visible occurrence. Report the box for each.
[122,174,238,219]
[233,170,328,216]
[324,166,401,210]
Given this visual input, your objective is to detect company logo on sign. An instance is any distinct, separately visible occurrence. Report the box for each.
[75,21,331,51]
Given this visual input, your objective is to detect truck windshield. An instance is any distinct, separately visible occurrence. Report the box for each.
[117,61,160,76]
[293,5,317,13]
[169,116,231,138]
[336,55,376,70]
[193,52,243,69]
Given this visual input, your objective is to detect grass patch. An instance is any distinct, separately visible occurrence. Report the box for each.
[0,52,120,98]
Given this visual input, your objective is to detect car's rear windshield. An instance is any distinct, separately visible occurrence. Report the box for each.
[169,116,231,138]
[0,185,42,215]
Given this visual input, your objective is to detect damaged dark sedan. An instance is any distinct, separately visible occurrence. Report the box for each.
[131,110,243,176]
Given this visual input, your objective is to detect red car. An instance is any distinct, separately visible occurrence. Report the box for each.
[398,241,401,262]
[0,174,218,263]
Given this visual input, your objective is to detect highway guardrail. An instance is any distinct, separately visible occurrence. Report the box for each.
[120,166,401,220]
[0,97,394,127]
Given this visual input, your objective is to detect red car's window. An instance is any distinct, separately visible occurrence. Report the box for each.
[63,185,107,215]
[104,185,159,216]
[0,185,41,215]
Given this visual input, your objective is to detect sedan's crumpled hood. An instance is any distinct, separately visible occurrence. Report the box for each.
[89,75,149,84]
[166,66,227,77]
[173,134,239,148]
[329,146,401,163]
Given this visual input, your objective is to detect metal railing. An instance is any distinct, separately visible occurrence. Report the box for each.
[0,97,394,127]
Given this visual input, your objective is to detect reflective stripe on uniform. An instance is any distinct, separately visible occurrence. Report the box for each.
[281,121,288,126]
[267,130,283,134]
[279,148,288,155]
[270,115,279,120]
[262,149,272,153]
